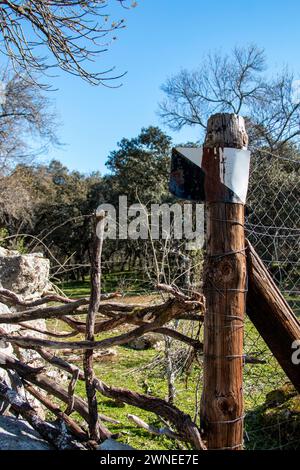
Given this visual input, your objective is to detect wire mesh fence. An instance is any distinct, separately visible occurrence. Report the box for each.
[243,147,300,450]
[1,145,298,451]
[93,148,300,450]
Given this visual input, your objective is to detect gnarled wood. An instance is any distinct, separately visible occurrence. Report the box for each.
[24,383,88,441]
[83,212,105,441]
[0,381,85,450]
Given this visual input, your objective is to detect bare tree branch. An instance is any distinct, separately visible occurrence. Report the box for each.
[0,1,135,86]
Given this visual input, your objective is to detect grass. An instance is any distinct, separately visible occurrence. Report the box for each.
[75,343,197,450]
[57,271,151,298]
[52,276,300,450]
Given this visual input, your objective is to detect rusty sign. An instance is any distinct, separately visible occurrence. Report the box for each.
[169,146,250,204]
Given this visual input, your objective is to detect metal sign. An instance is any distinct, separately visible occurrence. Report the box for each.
[169,146,250,204]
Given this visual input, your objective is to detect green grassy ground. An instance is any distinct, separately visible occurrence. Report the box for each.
[53,278,299,450]
[57,271,151,298]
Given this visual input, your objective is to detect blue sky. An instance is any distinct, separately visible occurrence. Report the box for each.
[42,0,300,175]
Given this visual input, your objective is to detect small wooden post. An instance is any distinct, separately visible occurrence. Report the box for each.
[200,114,248,450]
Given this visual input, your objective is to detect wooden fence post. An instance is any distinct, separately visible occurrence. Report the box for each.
[200,113,249,450]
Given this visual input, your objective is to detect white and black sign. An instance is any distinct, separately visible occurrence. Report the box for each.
[170,146,250,204]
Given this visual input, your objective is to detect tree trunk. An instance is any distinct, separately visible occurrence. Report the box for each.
[200,113,248,450]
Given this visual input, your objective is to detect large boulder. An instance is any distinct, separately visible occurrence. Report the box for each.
[0,415,54,450]
[0,247,50,298]
[0,248,53,418]
[0,303,14,384]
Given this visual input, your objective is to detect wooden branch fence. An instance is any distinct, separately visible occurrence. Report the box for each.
[0,113,299,451]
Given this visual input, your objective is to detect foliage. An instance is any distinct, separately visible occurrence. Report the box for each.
[105,126,172,204]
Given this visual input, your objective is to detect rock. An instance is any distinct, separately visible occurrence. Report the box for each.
[126,333,162,351]
[247,384,300,450]
[265,383,297,407]
[0,247,50,298]
[98,438,135,451]
[0,248,52,416]
[0,415,54,450]
[61,348,118,363]
[0,303,14,384]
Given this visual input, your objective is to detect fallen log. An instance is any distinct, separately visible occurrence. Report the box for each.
[246,240,300,393]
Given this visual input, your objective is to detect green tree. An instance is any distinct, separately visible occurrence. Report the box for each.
[105,126,172,204]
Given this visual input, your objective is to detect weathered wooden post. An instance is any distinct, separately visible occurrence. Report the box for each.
[200,114,249,450]
[169,112,250,450]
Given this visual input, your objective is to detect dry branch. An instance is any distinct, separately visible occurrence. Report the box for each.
[0,350,112,435]
[127,413,180,440]
[24,383,88,442]
[0,380,86,450]
[19,322,79,339]
[24,347,206,449]
[0,298,89,324]
[0,348,206,449]
[84,211,105,441]
[93,377,206,450]
[0,287,121,312]
[0,260,207,449]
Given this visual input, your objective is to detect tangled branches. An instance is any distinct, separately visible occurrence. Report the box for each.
[0,1,135,85]
[0,282,206,449]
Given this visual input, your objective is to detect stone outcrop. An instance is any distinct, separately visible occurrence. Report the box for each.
[0,248,53,418]
[0,415,54,450]
[99,438,135,451]
[0,247,50,298]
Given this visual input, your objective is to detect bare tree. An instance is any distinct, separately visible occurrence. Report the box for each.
[0,0,135,86]
[159,45,300,151]
[0,68,57,173]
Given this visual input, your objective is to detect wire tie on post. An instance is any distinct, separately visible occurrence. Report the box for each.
[209,217,245,228]
[203,354,245,360]
[204,288,248,293]
[208,443,243,450]
[207,247,247,259]
[209,414,245,425]
[205,313,245,322]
